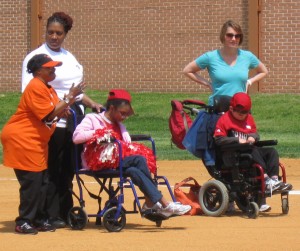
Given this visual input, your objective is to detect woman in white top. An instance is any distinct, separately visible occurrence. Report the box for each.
[21,12,102,228]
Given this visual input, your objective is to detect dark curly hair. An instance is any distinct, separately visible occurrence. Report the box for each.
[47,12,73,33]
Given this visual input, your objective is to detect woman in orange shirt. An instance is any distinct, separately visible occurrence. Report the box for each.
[1,54,84,235]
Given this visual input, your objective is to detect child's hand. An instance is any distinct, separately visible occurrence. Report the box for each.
[239,138,247,144]
[247,136,255,144]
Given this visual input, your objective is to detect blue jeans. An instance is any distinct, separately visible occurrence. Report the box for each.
[122,155,162,204]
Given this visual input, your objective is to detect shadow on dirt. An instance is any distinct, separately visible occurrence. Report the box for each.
[0,221,15,233]
[63,219,187,233]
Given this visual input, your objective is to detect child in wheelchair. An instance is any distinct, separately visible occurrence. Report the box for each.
[72,89,191,218]
[214,92,292,212]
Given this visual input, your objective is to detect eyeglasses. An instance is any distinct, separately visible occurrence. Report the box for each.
[225,33,242,39]
[117,110,131,118]
[233,109,249,115]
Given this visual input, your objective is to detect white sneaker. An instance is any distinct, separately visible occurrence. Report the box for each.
[142,202,162,211]
[266,178,281,192]
[157,202,191,217]
[259,204,271,212]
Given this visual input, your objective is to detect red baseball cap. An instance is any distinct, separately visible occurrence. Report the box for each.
[230,92,252,111]
[108,89,132,102]
[107,89,134,114]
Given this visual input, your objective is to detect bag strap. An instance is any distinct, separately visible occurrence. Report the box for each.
[181,110,190,132]
[174,176,200,189]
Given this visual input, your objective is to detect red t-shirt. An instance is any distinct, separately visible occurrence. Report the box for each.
[1,78,60,171]
[214,111,257,141]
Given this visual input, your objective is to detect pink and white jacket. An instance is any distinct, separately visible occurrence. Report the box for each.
[73,111,131,145]
[72,111,131,169]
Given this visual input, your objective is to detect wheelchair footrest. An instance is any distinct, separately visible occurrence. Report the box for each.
[141,209,169,222]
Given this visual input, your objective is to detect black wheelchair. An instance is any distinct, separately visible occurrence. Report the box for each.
[199,140,290,219]
[179,96,291,219]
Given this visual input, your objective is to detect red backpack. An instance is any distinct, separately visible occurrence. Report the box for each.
[169,100,193,149]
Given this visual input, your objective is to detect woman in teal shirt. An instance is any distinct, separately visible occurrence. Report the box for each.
[183,20,270,212]
[183,20,268,105]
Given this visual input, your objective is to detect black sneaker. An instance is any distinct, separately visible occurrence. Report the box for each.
[48,217,66,228]
[35,221,56,232]
[15,222,38,235]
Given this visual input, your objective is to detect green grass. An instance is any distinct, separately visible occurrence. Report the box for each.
[0,91,299,163]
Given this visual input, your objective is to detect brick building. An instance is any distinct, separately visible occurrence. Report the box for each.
[0,0,299,94]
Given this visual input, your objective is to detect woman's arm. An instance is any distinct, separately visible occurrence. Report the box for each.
[183,61,212,90]
[247,62,268,86]
[82,94,103,113]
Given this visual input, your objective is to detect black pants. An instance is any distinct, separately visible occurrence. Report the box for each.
[14,169,48,225]
[251,147,279,177]
[46,127,74,221]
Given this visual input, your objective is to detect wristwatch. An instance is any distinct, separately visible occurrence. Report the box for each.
[63,96,73,105]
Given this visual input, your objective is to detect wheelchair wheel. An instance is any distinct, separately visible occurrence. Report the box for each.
[235,194,262,213]
[282,198,289,214]
[103,207,126,232]
[198,180,229,217]
[247,202,259,219]
[67,206,88,230]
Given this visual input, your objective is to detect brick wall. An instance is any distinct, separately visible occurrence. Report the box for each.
[260,0,300,93]
[0,0,29,92]
[0,0,299,93]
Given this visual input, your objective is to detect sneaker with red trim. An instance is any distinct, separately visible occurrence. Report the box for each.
[35,221,56,232]
[15,222,38,235]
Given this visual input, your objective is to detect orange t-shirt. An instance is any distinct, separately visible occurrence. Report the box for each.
[1,78,60,172]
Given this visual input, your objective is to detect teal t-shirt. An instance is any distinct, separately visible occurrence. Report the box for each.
[195,49,260,105]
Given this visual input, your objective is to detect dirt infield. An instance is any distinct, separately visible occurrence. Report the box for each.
[1,159,300,251]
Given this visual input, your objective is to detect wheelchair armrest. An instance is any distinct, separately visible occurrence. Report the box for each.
[254,140,278,147]
[130,134,152,141]
[220,143,253,152]
[129,134,157,158]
